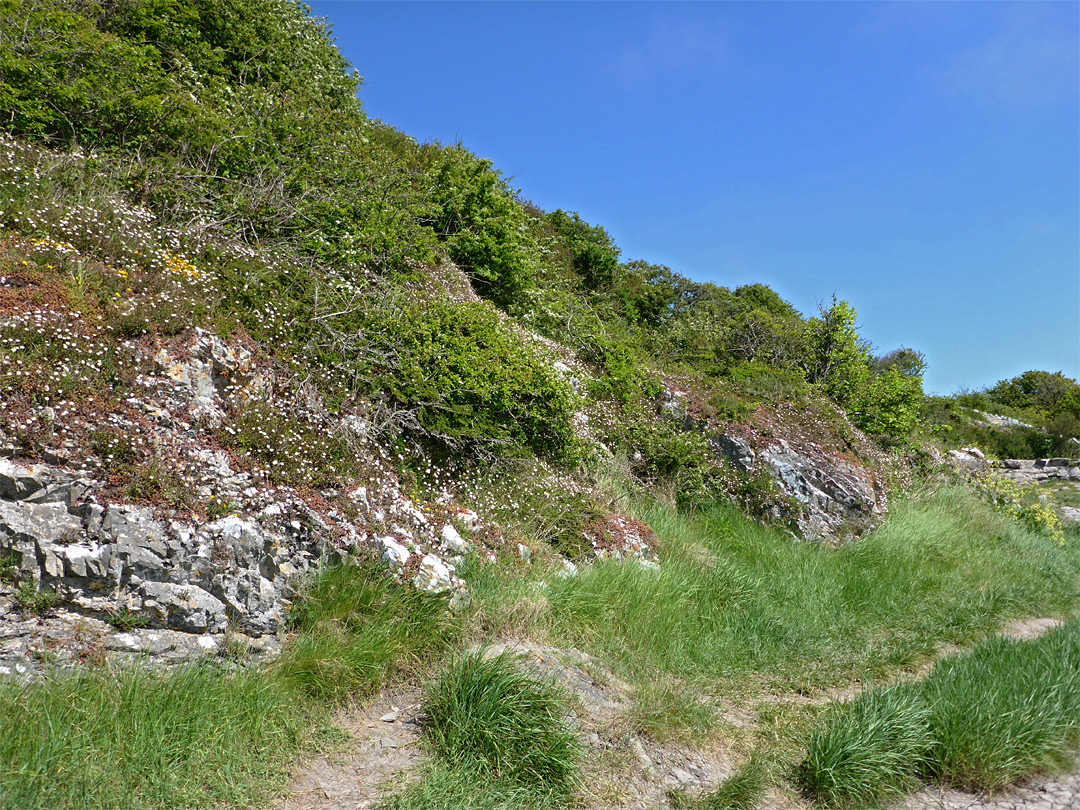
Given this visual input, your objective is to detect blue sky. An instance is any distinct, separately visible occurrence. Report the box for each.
[309,0,1079,395]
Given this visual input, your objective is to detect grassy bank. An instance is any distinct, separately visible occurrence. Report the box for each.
[470,486,1079,714]
[798,619,1080,807]
[1,486,1077,810]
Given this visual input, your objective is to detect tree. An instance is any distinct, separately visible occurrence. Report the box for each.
[804,299,926,440]
[544,209,621,292]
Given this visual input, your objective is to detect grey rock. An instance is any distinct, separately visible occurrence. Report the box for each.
[660,386,885,541]
[671,768,696,786]
[139,581,227,633]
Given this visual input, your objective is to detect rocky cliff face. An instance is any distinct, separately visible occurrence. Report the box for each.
[0,326,661,675]
[0,328,482,673]
[660,386,889,541]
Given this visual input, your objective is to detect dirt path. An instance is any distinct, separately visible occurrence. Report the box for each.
[274,689,426,810]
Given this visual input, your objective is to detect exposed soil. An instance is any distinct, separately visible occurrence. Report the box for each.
[274,689,426,810]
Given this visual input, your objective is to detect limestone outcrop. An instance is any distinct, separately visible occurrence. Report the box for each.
[660,387,887,541]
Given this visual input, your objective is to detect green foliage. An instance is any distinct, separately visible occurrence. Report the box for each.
[15,581,60,614]
[970,472,1066,546]
[104,606,150,631]
[987,370,1080,420]
[920,397,1069,459]
[421,649,580,803]
[425,145,538,308]
[121,460,195,511]
[796,684,933,808]
[473,487,1079,701]
[799,620,1080,805]
[805,299,925,441]
[387,299,575,457]
[277,561,460,702]
[0,663,313,810]
[618,260,703,327]
[221,398,359,489]
[544,209,621,292]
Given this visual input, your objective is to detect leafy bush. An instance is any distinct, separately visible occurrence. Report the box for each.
[987,370,1080,421]
[971,472,1066,546]
[544,209,621,292]
[387,299,575,457]
[805,298,924,441]
[425,145,538,309]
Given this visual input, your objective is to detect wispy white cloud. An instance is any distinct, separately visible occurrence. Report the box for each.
[605,15,730,88]
[937,13,1077,107]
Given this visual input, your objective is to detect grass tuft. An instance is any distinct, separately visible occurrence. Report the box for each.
[796,619,1080,807]
[921,619,1080,792]
[682,756,768,810]
[795,684,933,808]
[276,561,460,702]
[421,648,580,803]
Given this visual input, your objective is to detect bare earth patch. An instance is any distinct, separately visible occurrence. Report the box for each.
[273,689,426,810]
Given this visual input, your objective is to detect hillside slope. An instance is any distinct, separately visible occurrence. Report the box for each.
[2,4,1079,810]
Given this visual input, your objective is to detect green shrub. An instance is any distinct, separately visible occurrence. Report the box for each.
[805,299,925,441]
[544,209,621,292]
[424,145,538,309]
[796,684,933,808]
[387,299,575,457]
[15,581,60,614]
[421,649,580,802]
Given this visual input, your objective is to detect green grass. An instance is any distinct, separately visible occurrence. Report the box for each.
[379,764,547,810]
[795,684,933,808]
[420,649,580,805]
[474,486,1078,691]
[671,757,767,810]
[795,619,1080,807]
[922,619,1080,792]
[630,677,721,744]
[1038,480,1080,510]
[276,560,462,702]
[0,664,318,810]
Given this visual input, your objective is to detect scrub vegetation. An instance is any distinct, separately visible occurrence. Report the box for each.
[1,3,1078,809]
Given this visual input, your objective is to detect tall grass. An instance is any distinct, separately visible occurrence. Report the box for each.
[420,649,580,805]
[0,664,313,810]
[796,619,1080,807]
[480,487,1079,697]
[922,619,1080,792]
[276,560,461,702]
[795,684,933,808]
